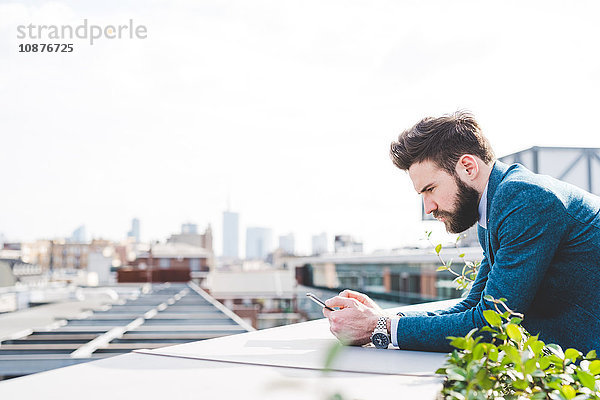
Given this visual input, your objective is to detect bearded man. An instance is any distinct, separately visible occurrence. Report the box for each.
[323,111,600,353]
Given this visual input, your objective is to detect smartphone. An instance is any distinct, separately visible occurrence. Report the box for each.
[306,292,335,311]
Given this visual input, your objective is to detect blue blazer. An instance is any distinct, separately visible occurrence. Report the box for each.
[396,161,600,352]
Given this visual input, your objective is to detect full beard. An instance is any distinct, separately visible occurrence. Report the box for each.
[433,176,480,234]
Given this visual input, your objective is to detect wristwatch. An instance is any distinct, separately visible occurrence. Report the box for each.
[371,316,390,349]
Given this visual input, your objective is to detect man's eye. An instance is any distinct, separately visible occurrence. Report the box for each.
[428,187,434,192]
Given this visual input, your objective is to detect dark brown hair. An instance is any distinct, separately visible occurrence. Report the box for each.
[390,110,495,174]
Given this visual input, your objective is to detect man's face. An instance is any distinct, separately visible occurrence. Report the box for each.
[408,160,480,234]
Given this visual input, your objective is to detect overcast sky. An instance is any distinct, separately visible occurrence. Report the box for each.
[1,0,599,255]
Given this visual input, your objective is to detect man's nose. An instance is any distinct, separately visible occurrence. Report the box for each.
[423,195,437,215]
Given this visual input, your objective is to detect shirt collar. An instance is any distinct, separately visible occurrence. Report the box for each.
[478,182,489,229]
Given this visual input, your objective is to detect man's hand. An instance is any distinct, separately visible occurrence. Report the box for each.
[323,290,387,346]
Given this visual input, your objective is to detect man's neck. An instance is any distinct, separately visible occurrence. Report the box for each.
[475,161,494,200]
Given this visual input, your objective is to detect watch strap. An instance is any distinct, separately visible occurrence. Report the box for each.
[375,316,388,332]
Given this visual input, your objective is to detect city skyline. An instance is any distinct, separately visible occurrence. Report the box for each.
[1,213,368,258]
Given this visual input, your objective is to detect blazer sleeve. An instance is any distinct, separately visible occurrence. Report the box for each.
[394,181,568,352]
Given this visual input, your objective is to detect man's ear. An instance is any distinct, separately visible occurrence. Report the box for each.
[455,155,479,181]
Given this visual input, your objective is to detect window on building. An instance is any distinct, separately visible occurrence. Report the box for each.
[159,258,170,268]
[189,258,201,271]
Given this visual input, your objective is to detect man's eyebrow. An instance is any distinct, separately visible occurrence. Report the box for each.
[418,183,434,194]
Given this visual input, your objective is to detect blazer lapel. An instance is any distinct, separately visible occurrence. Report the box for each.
[483,160,511,266]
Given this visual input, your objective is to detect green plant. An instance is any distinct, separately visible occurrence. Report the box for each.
[436,296,600,399]
[430,235,600,399]
[427,231,480,292]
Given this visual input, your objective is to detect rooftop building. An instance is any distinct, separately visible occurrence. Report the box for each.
[334,234,363,254]
[289,246,484,304]
[0,282,252,380]
[167,224,213,252]
[0,297,457,398]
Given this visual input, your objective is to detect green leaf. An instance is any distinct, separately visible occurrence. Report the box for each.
[436,266,448,272]
[449,337,468,350]
[531,369,546,378]
[459,253,465,258]
[506,323,523,342]
[483,295,493,302]
[560,384,576,399]
[472,343,485,360]
[448,391,465,400]
[589,360,600,375]
[585,350,597,360]
[435,244,442,254]
[488,346,499,362]
[447,367,467,381]
[483,310,502,327]
[475,368,493,390]
[510,317,523,325]
[528,341,545,358]
[435,367,447,375]
[546,344,565,360]
[513,379,529,390]
[547,379,562,391]
[323,342,344,371]
[524,358,537,375]
[576,370,596,391]
[502,345,523,367]
[479,326,498,334]
[539,356,551,370]
[546,353,564,365]
[565,348,581,361]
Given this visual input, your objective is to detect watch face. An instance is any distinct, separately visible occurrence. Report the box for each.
[371,332,390,349]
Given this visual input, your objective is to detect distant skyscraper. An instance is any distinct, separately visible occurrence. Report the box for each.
[278,233,295,255]
[245,227,273,260]
[222,211,239,258]
[127,218,140,243]
[71,225,87,243]
[311,232,328,255]
[181,223,198,235]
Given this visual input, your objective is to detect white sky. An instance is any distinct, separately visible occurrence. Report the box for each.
[1,0,599,256]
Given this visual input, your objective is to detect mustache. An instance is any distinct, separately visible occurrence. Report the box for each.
[433,210,453,219]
